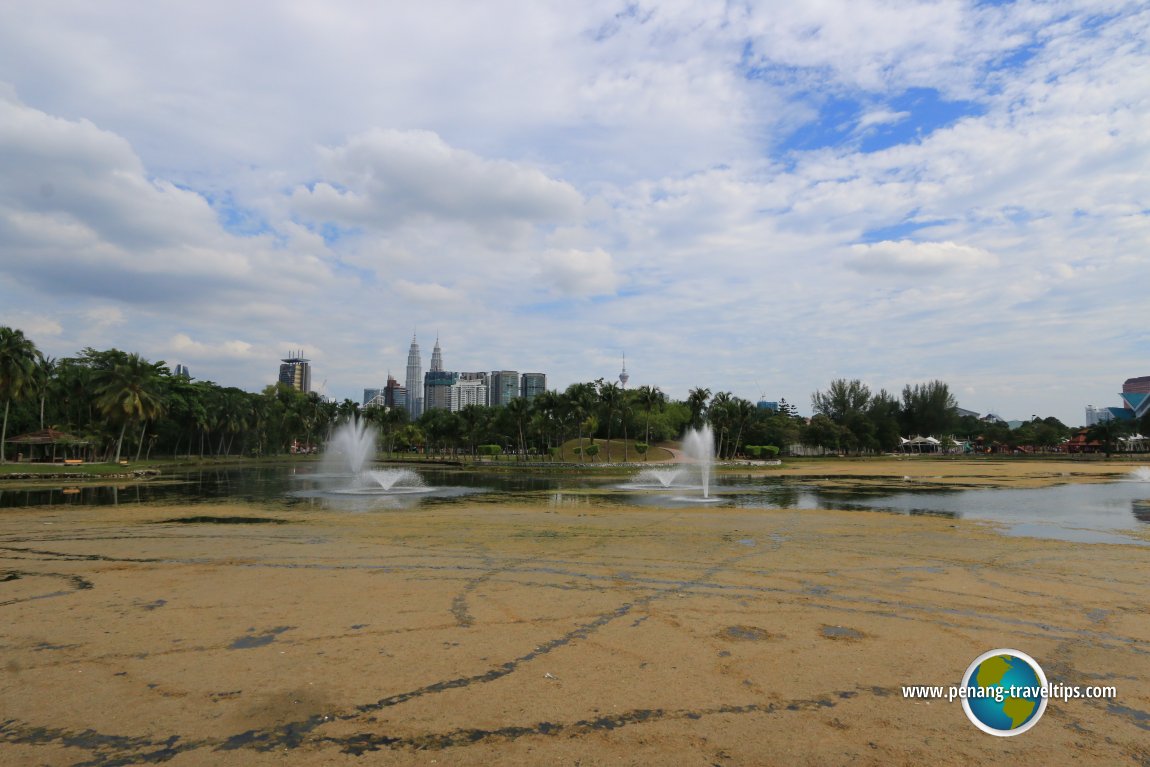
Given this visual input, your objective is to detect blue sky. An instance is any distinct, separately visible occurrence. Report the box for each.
[1,0,1148,426]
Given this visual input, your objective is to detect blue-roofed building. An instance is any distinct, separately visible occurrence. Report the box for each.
[1120,376,1150,420]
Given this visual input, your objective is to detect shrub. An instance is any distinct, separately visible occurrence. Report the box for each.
[477,444,501,457]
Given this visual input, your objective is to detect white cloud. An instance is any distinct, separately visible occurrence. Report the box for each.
[847,240,998,276]
[169,333,254,360]
[292,129,584,229]
[537,248,620,298]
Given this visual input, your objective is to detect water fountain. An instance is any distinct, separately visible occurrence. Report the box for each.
[631,467,685,488]
[320,418,378,476]
[1129,466,1150,482]
[314,419,431,496]
[682,424,716,500]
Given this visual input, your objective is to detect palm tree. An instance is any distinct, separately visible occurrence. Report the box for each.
[0,327,41,463]
[564,382,597,462]
[636,385,665,448]
[731,398,756,459]
[597,380,622,462]
[709,391,733,458]
[92,353,167,463]
[506,397,532,460]
[34,355,57,430]
[687,386,711,430]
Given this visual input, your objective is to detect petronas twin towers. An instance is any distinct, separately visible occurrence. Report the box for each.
[401,333,545,419]
[404,334,425,419]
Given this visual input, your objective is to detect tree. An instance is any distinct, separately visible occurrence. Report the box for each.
[687,387,711,430]
[811,380,874,454]
[597,380,623,462]
[811,379,871,424]
[866,389,902,452]
[564,382,597,463]
[802,414,843,452]
[92,353,168,463]
[900,380,958,437]
[730,398,756,458]
[709,391,733,457]
[0,327,41,463]
[505,396,532,460]
[1088,417,1130,457]
[635,385,666,446]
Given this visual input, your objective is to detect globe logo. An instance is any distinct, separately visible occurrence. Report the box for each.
[961,649,1048,736]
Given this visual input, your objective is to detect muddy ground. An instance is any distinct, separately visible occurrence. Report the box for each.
[1,459,1148,765]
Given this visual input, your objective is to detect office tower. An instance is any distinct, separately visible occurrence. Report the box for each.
[451,376,489,410]
[278,352,311,393]
[520,373,546,402]
[489,370,519,407]
[174,364,190,379]
[405,335,422,418]
[430,337,443,372]
[424,371,458,412]
[384,374,403,409]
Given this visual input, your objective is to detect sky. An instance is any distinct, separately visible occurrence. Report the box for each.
[1,0,1147,426]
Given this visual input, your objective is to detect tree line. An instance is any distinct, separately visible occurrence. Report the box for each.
[1,327,1141,463]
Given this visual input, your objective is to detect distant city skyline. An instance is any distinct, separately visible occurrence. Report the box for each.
[2,3,1147,427]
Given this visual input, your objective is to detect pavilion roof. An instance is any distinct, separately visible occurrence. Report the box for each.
[6,428,90,445]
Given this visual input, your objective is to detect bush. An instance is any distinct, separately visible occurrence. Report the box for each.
[584,444,600,460]
[477,444,501,457]
[746,446,762,458]
[764,445,780,457]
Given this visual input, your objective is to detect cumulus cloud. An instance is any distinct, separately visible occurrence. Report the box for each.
[847,240,998,276]
[169,334,254,360]
[0,91,333,307]
[537,248,620,297]
[392,279,465,306]
[292,129,584,229]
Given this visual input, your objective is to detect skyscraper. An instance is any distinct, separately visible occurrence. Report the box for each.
[405,335,422,418]
[521,373,547,401]
[430,337,443,372]
[489,370,519,407]
[384,374,404,410]
[278,352,311,393]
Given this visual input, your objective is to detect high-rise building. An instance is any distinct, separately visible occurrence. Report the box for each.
[430,337,443,372]
[520,373,547,402]
[405,335,422,419]
[174,364,190,379]
[278,352,311,393]
[489,370,519,407]
[384,374,404,410]
[424,371,458,412]
[1085,405,1113,426]
[363,388,383,406]
[451,376,489,410]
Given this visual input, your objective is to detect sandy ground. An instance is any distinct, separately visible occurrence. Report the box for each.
[2,459,1149,766]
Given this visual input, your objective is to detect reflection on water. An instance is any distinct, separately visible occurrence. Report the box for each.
[1,464,1148,545]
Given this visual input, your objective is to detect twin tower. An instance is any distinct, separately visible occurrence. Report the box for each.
[398,335,546,419]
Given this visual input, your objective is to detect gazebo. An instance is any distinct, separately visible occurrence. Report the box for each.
[898,435,942,453]
[5,429,91,463]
